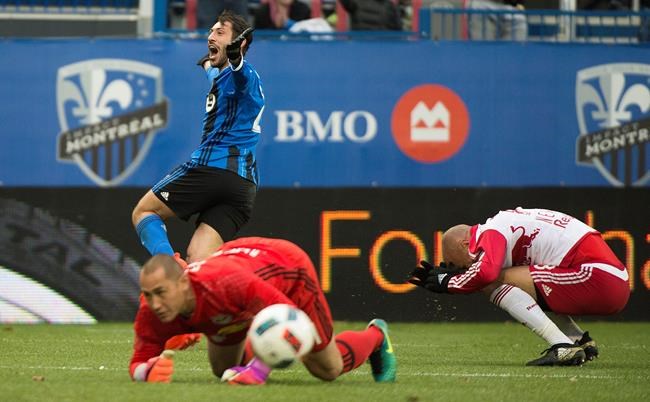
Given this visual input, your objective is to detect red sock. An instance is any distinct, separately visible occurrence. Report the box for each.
[335,326,384,374]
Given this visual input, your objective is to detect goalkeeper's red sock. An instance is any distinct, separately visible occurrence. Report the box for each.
[335,326,384,373]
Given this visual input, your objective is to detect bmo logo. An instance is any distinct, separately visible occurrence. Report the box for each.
[391,84,470,163]
[274,111,377,143]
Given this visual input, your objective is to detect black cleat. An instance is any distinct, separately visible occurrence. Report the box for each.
[526,343,586,366]
[576,331,599,361]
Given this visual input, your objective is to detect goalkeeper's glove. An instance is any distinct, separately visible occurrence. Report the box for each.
[408,261,466,293]
[133,350,175,383]
[226,27,254,66]
[164,333,201,350]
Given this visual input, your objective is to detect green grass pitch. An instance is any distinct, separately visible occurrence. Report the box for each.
[1,322,648,402]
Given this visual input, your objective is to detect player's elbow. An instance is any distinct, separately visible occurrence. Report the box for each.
[479,270,500,288]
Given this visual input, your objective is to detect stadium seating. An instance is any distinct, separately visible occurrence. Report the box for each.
[1,0,648,42]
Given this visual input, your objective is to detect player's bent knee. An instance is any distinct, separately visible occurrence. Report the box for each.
[131,208,143,227]
[305,365,339,382]
[132,197,154,227]
[303,355,342,381]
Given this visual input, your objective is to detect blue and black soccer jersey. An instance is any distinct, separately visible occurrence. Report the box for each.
[191,60,265,185]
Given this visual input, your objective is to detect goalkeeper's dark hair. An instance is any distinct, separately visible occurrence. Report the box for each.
[142,255,183,280]
[217,10,253,55]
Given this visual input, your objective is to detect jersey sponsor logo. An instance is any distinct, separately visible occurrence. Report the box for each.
[206,93,216,112]
[391,84,470,163]
[208,320,251,343]
[575,63,650,187]
[56,59,169,187]
[210,314,233,325]
[212,247,261,258]
[510,226,540,265]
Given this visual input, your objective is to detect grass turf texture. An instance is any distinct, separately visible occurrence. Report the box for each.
[0,322,648,402]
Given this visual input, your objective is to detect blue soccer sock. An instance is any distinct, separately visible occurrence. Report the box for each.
[135,214,174,256]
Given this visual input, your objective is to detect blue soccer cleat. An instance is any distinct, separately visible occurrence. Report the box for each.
[367,319,397,382]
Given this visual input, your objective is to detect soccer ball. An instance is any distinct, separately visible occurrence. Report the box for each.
[249,304,318,368]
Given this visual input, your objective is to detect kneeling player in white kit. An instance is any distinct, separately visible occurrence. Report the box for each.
[409,207,630,366]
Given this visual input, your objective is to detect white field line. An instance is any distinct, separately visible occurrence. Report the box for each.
[1,365,648,381]
[391,371,650,380]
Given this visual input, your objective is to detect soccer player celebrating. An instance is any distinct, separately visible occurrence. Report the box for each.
[409,207,629,366]
[131,11,263,352]
[130,237,397,385]
[132,10,263,264]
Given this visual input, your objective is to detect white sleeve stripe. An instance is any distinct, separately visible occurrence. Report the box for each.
[448,262,480,288]
[448,252,484,289]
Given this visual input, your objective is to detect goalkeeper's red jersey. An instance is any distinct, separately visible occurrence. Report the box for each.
[130,237,331,375]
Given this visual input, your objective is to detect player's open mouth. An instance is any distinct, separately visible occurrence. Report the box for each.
[208,45,218,59]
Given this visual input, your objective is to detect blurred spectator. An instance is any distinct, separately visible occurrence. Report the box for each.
[579,0,630,10]
[339,0,402,30]
[397,0,413,31]
[289,17,336,38]
[254,0,312,29]
[578,1,650,42]
[465,0,527,41]
[197,0,250,29]
[639,0,650,42]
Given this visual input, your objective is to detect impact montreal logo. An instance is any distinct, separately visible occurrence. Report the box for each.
[56,59,169,187]
[575,63,650,187]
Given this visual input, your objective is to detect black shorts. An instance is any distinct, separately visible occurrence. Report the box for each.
[152,164,256,241]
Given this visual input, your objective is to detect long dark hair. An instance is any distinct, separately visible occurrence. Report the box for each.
[217,10,254,55]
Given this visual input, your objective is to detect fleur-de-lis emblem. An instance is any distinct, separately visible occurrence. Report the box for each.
[575,63,650,187]
[578,72,650,129]
[60,69,133,126]
[56,59,168,187]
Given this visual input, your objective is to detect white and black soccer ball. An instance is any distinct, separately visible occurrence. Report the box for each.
[249,304,319,368]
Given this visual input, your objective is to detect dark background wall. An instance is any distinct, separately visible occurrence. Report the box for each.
[1,188,647,322]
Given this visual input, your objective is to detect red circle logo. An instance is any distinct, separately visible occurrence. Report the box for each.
[391,84,470,163]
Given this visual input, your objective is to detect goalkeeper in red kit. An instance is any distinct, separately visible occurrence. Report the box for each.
[130,237,396,385]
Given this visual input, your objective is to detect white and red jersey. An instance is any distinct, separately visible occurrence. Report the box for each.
[447,207,598,294]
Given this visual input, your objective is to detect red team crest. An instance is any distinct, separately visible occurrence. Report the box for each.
[391,84,470,163]
[510,226,541,265]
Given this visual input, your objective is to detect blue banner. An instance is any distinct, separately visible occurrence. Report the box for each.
[1,38,649,187]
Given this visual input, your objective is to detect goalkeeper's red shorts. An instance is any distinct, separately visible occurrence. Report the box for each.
[270,239,334,353]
